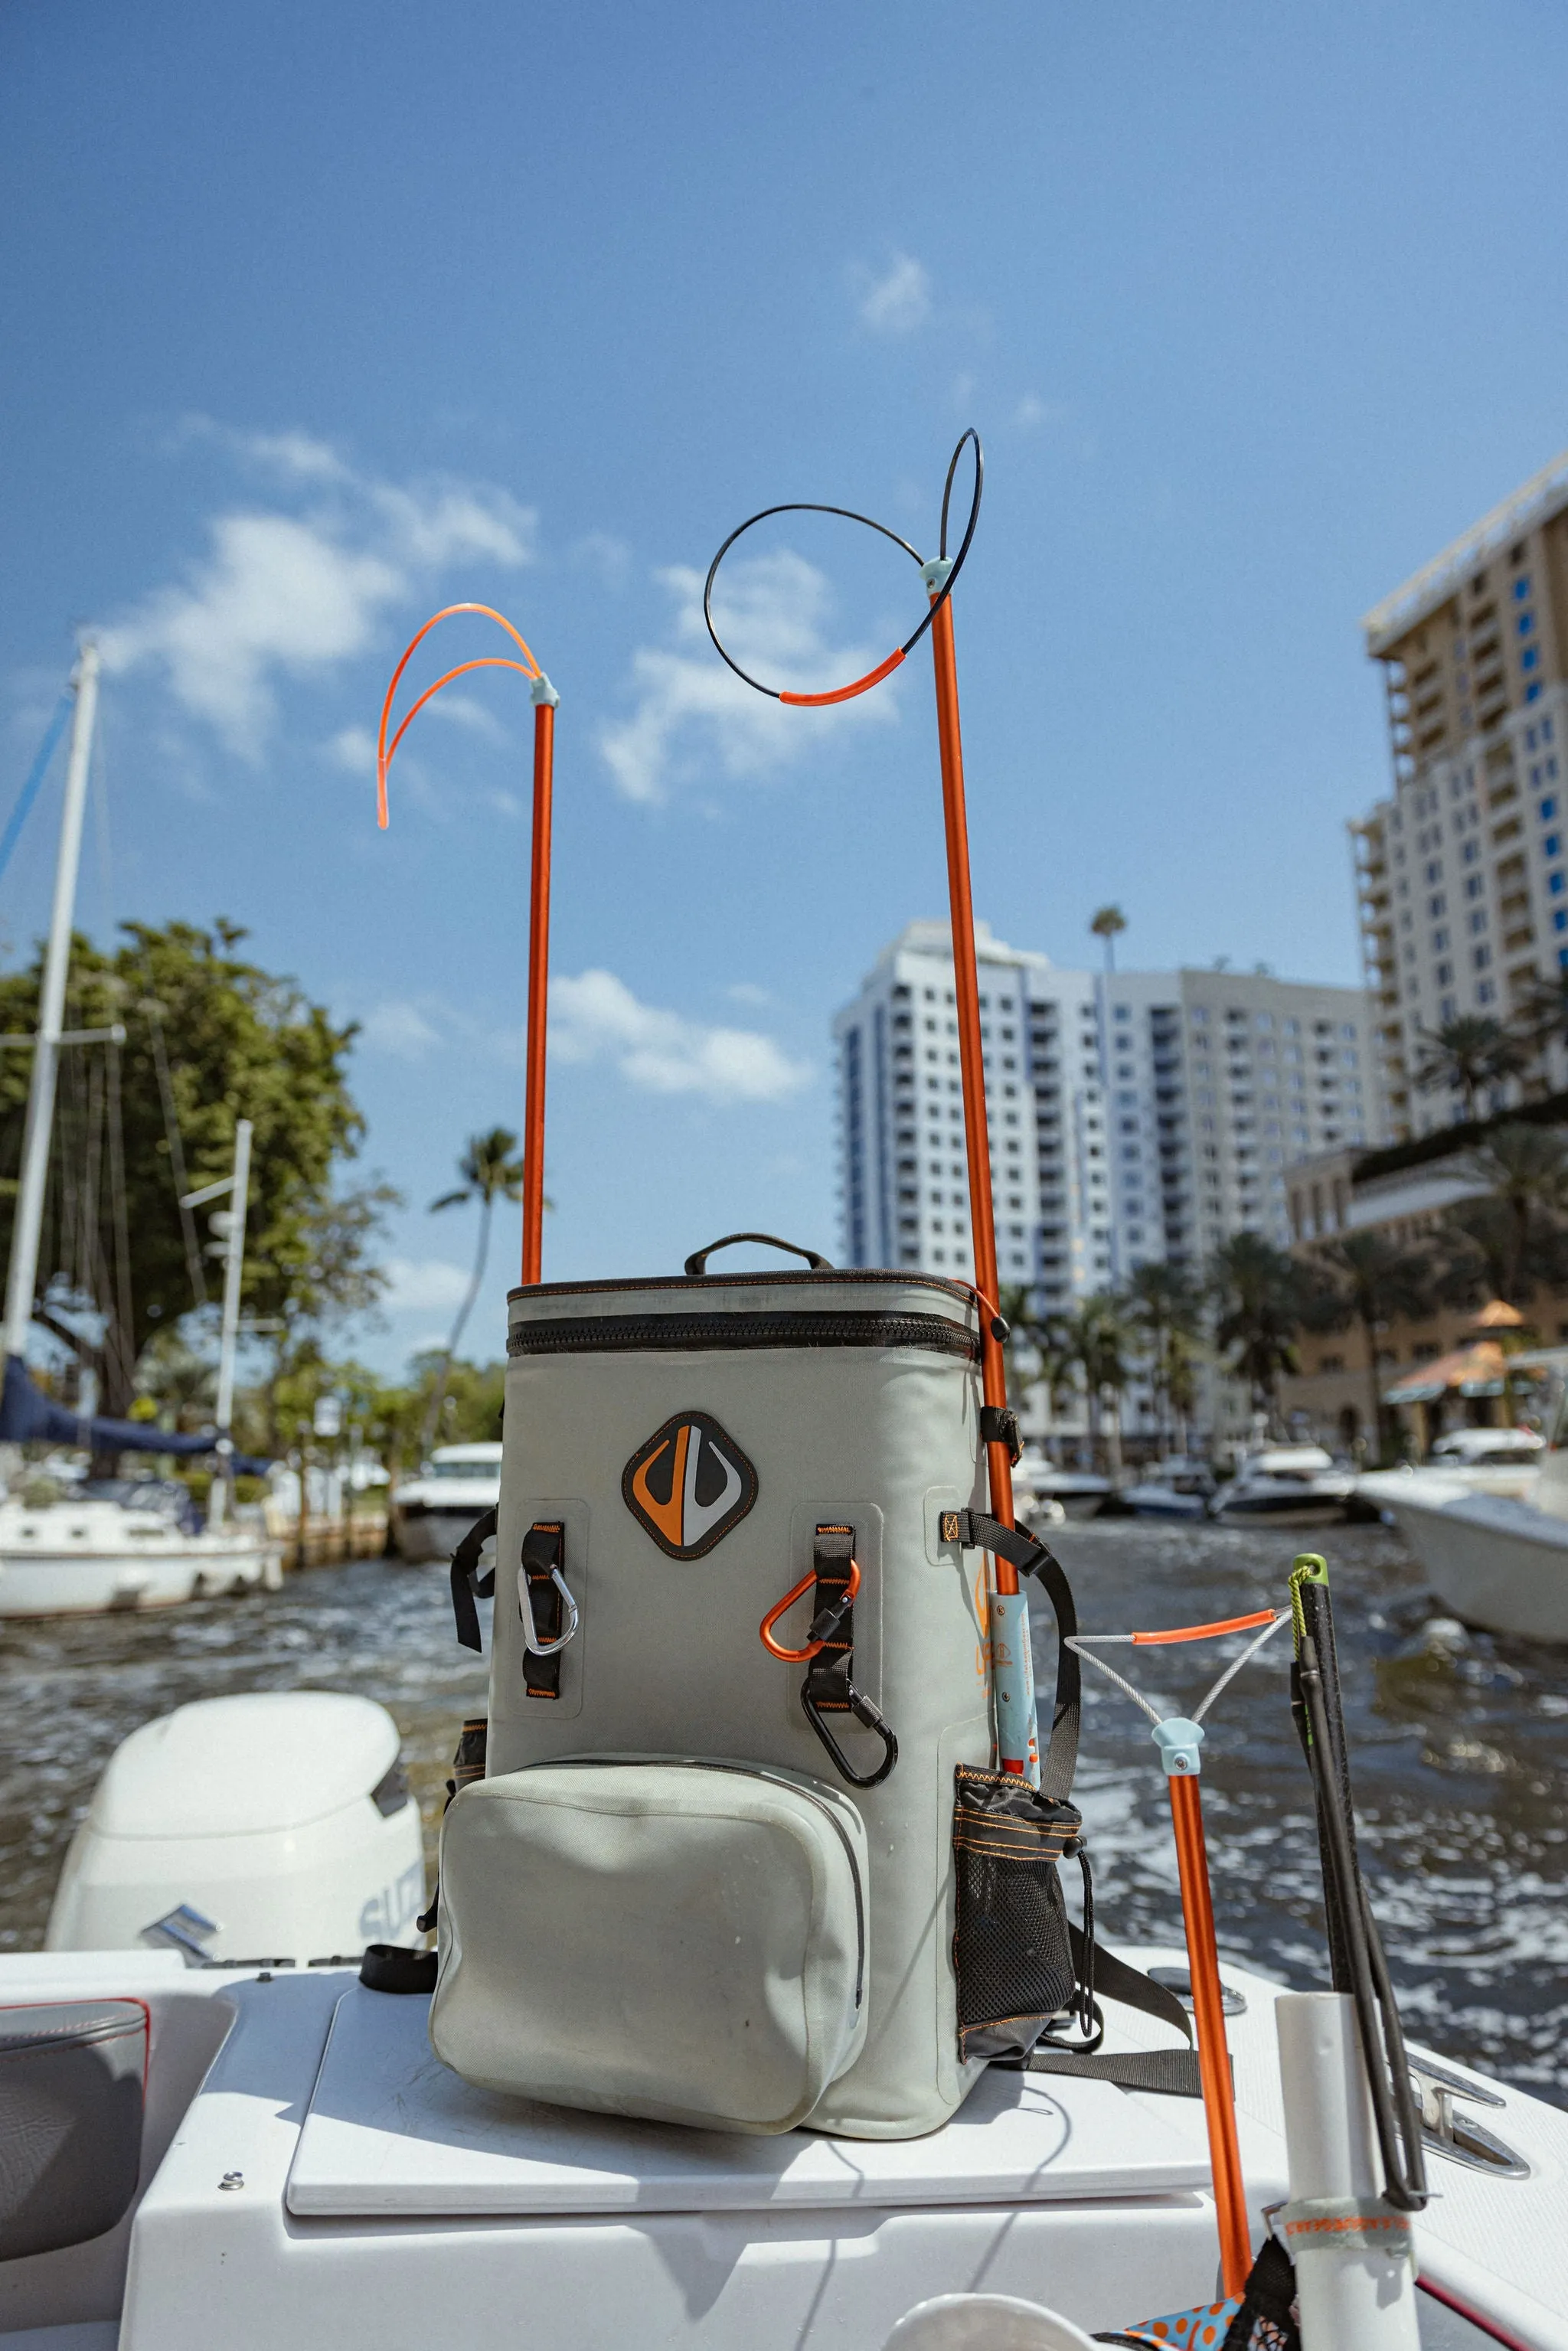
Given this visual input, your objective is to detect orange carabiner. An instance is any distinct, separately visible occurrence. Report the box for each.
[760,1559,861,1662]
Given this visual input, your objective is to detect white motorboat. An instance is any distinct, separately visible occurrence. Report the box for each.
[1018,1452,1112,1521]
[1361,1451,1568,1642]
[1420,1426,1544,1497]
[1121,1455,1217,1520]
[388,1440,502,1562]
[2,1931,1559,2349]
[1209,1444,1357,1529]
[0,1476,281,1616]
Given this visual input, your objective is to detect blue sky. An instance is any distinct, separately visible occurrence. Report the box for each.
[3,2,1566,1373]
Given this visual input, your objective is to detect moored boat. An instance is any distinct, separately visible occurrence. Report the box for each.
[0,1477,280,1615]
[1210,1443,1357,1528]
[388,1440,502,1562]
[1360,1452,1568,1642]
[1121,1455,1216,1520]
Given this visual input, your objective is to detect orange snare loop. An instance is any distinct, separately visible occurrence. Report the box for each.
[374,603,558,1288]
[760,1558,862,1661]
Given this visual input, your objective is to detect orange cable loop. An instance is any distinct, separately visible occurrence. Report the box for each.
[779,648,906,707]
[760,1559,862,1662]
[376,603,544,828]
[1130,1608,1279,1647]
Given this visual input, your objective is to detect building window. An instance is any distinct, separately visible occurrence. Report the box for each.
[1478,979,1496,1003]
[1556,909,1568,935]
[1523,648,1540,671]
[1527,684,1543,702]
[1473,945,1491,969]
[1468,909,1487,935]
[1518,612,1535,635]
[1553,873,1566,896]
[1542,798,1559,821]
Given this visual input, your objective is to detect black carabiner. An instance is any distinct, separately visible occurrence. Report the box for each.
[800,1682,898,1790]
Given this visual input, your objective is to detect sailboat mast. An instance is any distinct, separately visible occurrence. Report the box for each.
[207,1117,252,1530]
[2,645,100,1363]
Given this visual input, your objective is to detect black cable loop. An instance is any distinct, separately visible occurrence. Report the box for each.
[703,433,984,703]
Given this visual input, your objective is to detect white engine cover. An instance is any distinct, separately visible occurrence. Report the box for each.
[45,1691,426,1964]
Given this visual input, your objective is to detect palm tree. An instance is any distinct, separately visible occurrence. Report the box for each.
[1089,906,1127,975]
[1412,1015,1525,1122]
[1060,1291,1133,1473]
[1121,1261,1205,1456]
[1446,1122,1568,1303]
[1208,1232,1306,1426]
[419,1127,527,1454]
[1305,1229,1436,1461]
[1511,971,1568,1096]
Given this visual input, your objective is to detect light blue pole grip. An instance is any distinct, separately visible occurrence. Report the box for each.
[989,1588,1040,1787]
[1152,1717,1205,1777]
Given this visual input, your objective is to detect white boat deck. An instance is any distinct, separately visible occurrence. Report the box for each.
[4,1946,1566,2349]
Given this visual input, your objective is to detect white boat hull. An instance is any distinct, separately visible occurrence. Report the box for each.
[1361,1471,1568,1641]
[390,1505,493,1563]
[0,1533,282,1617]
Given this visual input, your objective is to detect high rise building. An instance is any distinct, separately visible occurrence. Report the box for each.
[834,921,1382,1298]
[1354,451,1568,1139]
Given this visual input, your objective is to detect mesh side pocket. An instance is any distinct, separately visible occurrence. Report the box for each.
[952,1763,1081,2062]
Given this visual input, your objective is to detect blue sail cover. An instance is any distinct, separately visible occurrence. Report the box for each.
[0,1354,272,1476]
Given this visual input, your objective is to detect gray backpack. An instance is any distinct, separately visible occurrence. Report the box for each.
[427,1233,1118,2141]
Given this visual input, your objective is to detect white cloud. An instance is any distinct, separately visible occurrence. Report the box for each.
[328,723,377,775]
[423,691,510,745]
[384,1256,474,1312]
[99,427,535,756]
[858,253,931,335]
[570,531,633,591]
[361,999,443,1059]
[727,981,773,1008]
[550,969,811,1103]
[598,553,897,805]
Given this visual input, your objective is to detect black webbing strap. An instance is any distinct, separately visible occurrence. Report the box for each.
[1018,1928,1202,2098]
[449,1507,498,1652]
[521,1521,567,1701]
[942,1508,1080,1802]
[800,1524,897,1788]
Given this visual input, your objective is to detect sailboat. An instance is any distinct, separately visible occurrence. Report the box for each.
[0,647,282,1615]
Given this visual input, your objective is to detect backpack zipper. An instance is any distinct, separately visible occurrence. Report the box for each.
[507,1308,977,1363]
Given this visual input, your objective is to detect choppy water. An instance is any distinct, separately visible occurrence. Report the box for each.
[2,1523,1564,2107]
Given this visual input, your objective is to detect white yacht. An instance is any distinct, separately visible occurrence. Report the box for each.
[1209,1444,1357,1528]
[0,1475,280,1617]
[1361,1449,1568,1643]
[1419,1425,1544,1496]
[1018,1451,1112,1521]
[1121,1456,1217,1520]
[388,1441,502,1562]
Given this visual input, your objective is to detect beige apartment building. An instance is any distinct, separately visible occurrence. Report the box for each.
[1352,452,1568,1139]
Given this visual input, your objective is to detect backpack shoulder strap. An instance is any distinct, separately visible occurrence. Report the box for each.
[449,1506,499,1652]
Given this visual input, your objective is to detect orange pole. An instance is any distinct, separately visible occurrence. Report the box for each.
[929,593,1018,1577]
[1168,1771,1253,2297]
[521,695,554,1285]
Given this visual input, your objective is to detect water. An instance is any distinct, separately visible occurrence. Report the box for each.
[2,1524,1564,2107]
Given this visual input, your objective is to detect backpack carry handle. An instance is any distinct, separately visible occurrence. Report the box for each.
[684,1232,833,1277]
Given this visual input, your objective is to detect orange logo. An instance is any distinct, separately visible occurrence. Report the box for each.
[622,1411,758,1559]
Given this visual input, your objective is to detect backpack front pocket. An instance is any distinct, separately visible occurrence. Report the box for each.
[432,1758,867,2134]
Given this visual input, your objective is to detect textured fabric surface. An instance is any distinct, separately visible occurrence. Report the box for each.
[433,1758,868,2134]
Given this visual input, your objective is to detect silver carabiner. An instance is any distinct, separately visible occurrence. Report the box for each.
[518,1562,579,1656]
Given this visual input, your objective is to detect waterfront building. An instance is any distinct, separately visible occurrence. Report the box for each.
[833,921,1383,1304]
[1354,451,1568,1140]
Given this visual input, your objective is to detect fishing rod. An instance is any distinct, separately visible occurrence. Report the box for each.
[1289,1554,1428,2214]
[705,435,1040,1781]
[376,605,558,1288]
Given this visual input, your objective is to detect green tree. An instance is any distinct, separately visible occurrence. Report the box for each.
[1208,1232,1308,1424]
[1304,1229,1436,1460]
[1412,1014,1525,1122]
[1122,1261,1206,1455]
[420,1128,526,1452]
[1439,1122,1568,1305]
[1060,1291,1133,1472]
[1510,971,1568,1097]
[1089,906,1127,974]
[0,919,393,1426]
